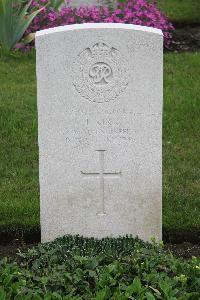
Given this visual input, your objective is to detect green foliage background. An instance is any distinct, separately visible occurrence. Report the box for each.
[156,0,200,23]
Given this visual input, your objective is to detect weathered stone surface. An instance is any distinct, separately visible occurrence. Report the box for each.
[36,23,163,243]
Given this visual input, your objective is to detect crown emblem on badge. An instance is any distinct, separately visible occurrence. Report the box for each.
[72,41,129,103]
[90,42,112,57]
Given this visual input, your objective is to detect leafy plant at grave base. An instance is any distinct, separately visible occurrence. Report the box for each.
[17,0,173,52]
[0,0,42,55]
[0,235,200,299]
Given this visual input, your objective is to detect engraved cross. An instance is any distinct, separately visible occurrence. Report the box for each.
[81,150,121,215]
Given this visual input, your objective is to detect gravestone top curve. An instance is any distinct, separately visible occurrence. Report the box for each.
[36,23,163,37]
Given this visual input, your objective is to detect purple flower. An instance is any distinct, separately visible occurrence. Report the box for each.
[47,12,56,22]
[20,0,174,51]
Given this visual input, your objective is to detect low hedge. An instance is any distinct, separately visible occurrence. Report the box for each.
[0,235,199,299]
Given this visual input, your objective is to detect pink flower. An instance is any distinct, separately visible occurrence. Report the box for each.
[22,0,173,51]
[48,12,56,22]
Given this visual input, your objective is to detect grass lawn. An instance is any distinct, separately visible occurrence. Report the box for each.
[163,52,200,236]
[156,0,200,23]
[0,53,39,232]
[0,52,200,239]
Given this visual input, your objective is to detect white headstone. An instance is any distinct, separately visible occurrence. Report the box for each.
[70,0,101,6]
[36,23,163,243]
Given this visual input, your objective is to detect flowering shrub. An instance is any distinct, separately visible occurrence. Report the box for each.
[23,0,174,50]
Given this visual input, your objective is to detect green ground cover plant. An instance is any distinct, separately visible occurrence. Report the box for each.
[156,0,200,23]
[0,52,200,238]
[0,235,199,299]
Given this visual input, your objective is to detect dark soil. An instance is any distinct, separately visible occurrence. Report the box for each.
[0,226,200,260]
[165,242,200,259]
[0,241,36,260]
[0,239,199,260]
[169,25,200,52]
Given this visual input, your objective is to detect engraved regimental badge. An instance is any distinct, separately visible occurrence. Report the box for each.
[72,41,129,103]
